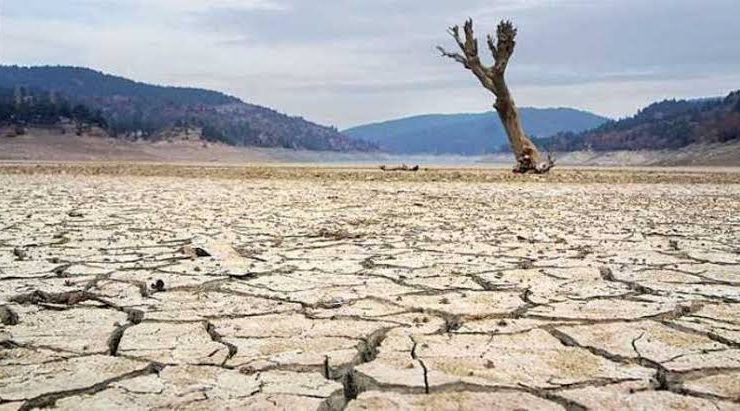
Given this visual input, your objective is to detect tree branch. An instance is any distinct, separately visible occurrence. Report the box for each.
[493,20,517,74]
[462,19,479,60]
[437,46,468,67]
[448,25,465,52]
[439,19,497,93]
[486,34,498,61]
[438,24,471,68]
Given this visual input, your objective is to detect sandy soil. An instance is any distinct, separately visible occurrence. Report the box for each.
[0,129,275,163]
[0,166,738,410]
[3,128,739,167]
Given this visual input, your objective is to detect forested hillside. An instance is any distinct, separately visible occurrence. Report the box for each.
[530,91,740,152]
[0,66,376,152]
[0,86,106,131]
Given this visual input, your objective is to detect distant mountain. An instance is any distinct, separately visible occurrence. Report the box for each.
[343,108,609,155]
[532,91,740,152]
[0,65,376,152]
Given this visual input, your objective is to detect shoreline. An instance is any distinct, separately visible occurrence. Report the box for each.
[1,162,739,184]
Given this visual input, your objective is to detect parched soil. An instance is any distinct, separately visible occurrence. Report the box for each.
[0,166,739,410]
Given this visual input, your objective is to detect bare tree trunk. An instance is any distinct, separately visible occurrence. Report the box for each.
[438,20,554,173]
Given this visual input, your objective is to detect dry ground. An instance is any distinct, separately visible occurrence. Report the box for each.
[0,130,274,163]
[0,165,739,410]
[2,130,739,166]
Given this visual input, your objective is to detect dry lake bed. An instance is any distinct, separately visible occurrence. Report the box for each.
[0,164,739,410]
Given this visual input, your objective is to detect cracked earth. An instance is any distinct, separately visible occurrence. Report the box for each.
[0,167,739,410]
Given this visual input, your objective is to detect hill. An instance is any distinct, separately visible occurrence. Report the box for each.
[531,91,740,152]
[342,108,609,155]
[0,85,107,136]
[0,65,376,152]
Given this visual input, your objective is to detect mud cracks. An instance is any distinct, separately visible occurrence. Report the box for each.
[0,173,739,410]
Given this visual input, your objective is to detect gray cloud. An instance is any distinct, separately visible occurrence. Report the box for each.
[1,0,738,127]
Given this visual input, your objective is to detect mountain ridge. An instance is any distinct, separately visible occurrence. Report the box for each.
[343,108,609,155]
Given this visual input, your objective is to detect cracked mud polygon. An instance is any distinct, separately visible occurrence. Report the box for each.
[1,165,739,410]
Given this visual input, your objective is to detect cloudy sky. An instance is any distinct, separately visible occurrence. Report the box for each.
[2,0,739,128]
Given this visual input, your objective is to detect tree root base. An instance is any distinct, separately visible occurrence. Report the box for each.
[512,153,555,175]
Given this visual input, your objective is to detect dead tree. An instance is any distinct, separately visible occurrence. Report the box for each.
[438,19,554,173]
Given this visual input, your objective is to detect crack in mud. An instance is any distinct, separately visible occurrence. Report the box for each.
[1,172,738,409]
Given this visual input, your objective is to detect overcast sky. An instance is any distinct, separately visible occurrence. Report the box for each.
[2,0,739,128]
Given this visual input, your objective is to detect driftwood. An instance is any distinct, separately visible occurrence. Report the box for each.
[380,164,420,172]
[438,19,554,174]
